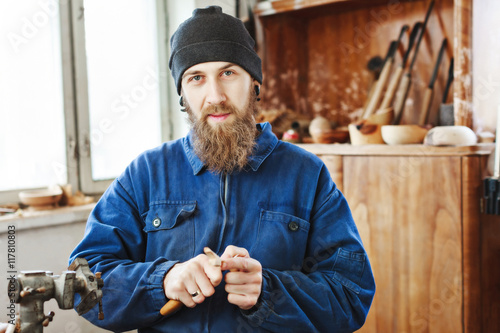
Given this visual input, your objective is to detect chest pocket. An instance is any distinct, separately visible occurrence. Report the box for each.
[143,201,196,262]
[250,209,310,271]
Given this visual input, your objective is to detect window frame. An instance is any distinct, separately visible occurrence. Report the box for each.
[70,0,172,194]
[0,0,172,204]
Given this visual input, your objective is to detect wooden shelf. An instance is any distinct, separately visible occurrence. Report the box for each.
[296,143,494,157]
[254,0,407,16]
[253,0,473,128]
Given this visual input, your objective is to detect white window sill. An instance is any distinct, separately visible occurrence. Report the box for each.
[0,204,95,231]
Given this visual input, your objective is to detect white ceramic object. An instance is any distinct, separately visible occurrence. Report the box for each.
[309,116,332,143]
[424,126,477,146]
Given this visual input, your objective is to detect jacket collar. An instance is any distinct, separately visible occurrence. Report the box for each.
[183,122,278,175]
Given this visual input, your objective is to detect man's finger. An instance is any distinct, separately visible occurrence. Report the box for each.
[195,271,216,298]
[225,269,262,285]
[225,281,261,295]
[203,257,224,286]
[227,293,258,311]
[221,245,249,260]
[221,257,257,272]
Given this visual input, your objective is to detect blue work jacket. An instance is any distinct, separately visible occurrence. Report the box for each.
[70,122,375,332]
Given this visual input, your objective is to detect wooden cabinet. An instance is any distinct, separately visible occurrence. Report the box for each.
[299,143,500,332]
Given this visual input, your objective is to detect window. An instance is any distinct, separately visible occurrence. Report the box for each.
[73,0,169,192]
[0,0,171,203]
[0,0,67,192]
[83,1,162,181]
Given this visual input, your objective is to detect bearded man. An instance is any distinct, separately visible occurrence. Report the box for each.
[70,6,375,333]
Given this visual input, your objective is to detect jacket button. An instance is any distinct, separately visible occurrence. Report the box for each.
[288,221,299,231]
[152,218,161,227]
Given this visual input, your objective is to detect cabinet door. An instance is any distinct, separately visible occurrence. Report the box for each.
[343,155,463,333]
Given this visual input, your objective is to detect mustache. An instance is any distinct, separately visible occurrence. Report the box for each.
[202,104,236,118]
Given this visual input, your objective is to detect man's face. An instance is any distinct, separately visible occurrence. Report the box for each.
[180,62,260,174]
[181,62,256,126]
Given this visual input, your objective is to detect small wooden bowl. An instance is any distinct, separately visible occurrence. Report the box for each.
[314,128,350,143]
[381,125,429,145]
[348,123,384,145]
[19,186,63,207]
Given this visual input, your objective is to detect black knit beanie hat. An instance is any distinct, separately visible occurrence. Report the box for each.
[169,6,262,95]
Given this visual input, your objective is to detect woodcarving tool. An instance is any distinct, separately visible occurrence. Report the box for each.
[160,247,228,317]
[361,46,396,119]
[380,22,423,114]
[439,57,454,125]
[362,56,384,112]
[418,38,448,125]
[393,0,435,124]
[442,57,454,104]
[363,25,408,119]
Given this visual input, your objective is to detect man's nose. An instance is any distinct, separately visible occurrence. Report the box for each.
[205,80,226,105]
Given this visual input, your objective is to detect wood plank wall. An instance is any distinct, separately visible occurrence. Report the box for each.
[256,0,455,127]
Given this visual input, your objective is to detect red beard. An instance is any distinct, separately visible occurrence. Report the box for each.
[185,91,259,174]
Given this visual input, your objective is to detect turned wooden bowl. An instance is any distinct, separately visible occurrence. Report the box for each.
[381,125,429,145]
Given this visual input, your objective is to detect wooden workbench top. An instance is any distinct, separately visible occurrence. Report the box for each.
[296,143,495,157]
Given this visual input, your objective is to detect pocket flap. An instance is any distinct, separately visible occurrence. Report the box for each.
[260,210,310,233]
[143,201,196,232]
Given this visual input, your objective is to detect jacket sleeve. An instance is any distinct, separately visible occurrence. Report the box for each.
[242,166,376,332]
[69,177,173,332]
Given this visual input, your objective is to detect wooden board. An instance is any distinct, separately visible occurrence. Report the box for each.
[296,143,494,157]
[453,0,473,127]
[343,155,463,332]
[319,154,344,191]
[480,213,500,333]
[462,156,482,332]
[465,155,500,333]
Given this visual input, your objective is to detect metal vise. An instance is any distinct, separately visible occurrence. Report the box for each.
[8,258,103,333]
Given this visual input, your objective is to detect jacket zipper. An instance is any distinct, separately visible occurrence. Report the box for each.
[217,173,229,252]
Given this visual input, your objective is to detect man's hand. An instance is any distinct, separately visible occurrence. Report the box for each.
[163,254,223,308]
[221,245,262,310]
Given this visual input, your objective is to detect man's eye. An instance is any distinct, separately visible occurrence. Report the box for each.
[192,75,202,81]
[222,70,233,77]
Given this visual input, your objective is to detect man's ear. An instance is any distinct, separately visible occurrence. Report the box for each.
[179,95,186,112]
[252,80,261,101]
[254,85,260,96]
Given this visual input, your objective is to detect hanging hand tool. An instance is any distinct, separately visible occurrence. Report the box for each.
[439,57,455,125]
[442,57,454,104]
[362,56,384,112]
[363,24,409,119]
[380,22,422,115]
[362,41,397,118]
[418,38,448,125]
[392,0,435,124]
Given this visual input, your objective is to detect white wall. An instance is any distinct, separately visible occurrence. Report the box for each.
[473,0,500,133]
